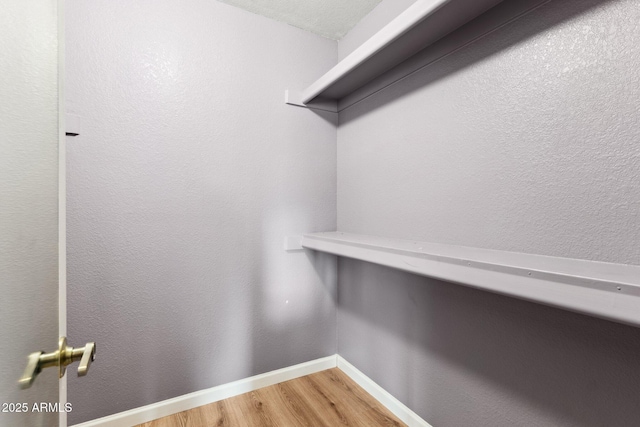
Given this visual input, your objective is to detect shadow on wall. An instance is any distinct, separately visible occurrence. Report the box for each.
[338,258,640,427]
[68,187,263,423]
[311,108,339,125]
[339,0,618,124]
[251,212,338,376]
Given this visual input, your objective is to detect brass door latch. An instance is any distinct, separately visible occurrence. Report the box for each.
[19,337,96,389]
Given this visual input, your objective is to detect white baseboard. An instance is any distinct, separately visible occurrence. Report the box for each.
[337,355,433,427]
[72,354,431,427]
[71,355,337,427]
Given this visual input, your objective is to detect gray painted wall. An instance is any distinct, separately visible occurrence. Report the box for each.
[0,1,60,426]
[65,1,337,423]
[337,0,640,426]
[217,0,382,40]
[338,0,415,60]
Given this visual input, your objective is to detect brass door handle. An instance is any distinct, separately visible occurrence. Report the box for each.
[77,342,96,376]
[19,337,96,389]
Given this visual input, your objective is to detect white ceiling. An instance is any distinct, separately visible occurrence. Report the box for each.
[217,0,383,40]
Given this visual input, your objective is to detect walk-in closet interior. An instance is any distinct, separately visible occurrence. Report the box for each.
[1,0,639,426]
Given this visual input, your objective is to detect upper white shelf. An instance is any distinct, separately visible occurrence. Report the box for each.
[298,0,506,105]
[302,232,640,328]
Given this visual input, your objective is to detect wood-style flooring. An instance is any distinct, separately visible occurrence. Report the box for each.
[137,368,407,427]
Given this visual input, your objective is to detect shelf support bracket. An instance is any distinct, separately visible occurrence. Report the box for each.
[285,90,337,113]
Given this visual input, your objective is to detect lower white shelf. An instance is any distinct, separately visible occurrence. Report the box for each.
[302,232,640,327]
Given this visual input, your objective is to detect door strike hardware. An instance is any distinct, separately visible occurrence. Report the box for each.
[19,337,96,389]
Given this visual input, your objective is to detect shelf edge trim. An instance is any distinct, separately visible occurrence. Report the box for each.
[302,232,640,327]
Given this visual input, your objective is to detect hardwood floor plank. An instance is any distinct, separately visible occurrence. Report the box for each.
[202,399,236,427]
[288,373,356,426]
[313,370,404,426]
[239,390,278,427]
[269,381,331,427]
[137,368,407,427]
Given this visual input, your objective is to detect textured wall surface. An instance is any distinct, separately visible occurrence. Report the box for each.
[338,0,415,60]
[65,1,337,423]
[217,0,381,40]
[0,1,60,426]
[338,259,640,427]
[339,0,640,264]
[337,0,640,425]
